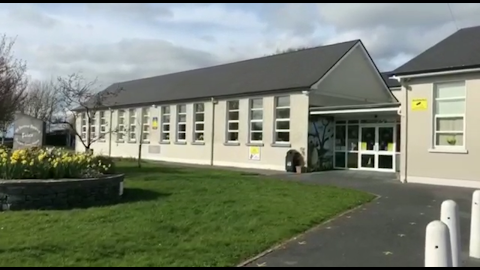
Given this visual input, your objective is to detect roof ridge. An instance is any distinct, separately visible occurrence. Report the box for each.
[114,39,360,85]
[457,24,480,32]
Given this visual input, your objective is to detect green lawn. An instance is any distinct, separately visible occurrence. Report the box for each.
[0,161,374,267]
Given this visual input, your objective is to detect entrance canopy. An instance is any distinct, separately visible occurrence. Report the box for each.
[310,103,401,116]
[308,102,401,173]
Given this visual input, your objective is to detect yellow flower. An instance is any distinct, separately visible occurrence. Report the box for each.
[21,160,27,165]
[11,159,17,164]
[29,161,34,166]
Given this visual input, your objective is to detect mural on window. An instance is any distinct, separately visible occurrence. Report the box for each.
[307,115,334,171]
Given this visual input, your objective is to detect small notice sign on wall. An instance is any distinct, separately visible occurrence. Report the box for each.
[152,117,159,130]
[411,98,428,111]
[249,146,260,161]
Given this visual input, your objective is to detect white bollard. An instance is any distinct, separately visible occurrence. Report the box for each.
[441,200,461,267]
[470,190,480,258]
[425,220,453,267]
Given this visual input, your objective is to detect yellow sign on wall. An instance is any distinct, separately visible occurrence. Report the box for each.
[249,146,260,161]
[411,98,428,111]
[152,117,158,130]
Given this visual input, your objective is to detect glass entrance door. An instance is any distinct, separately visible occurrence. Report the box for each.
[359,125,395,171]
[359,127,376,169]
[377,126,395,171]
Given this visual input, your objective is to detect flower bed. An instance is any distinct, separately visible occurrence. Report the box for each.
[0,147,114,180]
[0,147,124,211]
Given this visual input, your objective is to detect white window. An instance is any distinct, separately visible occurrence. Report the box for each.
[161,106,171,142]
[194,103,204,142]
[80,113,87,140]
[99,111,107,141]
[176,104,187,142]
[90,111,97,141]
[128,109,137,142]
[117,110,126,142]
[274,96,290,143]
[249,98,263,142]
[141,108,150,143]
[433,81,466,148]
[226,100,239,142]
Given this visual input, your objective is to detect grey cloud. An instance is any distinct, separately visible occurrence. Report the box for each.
[317,3,480,70]
[7,5,59,29]
[263,3,319,37]
[30,39,220,88]
[318,3,480,31]
[86,3,173,22]
[199,35,216,43]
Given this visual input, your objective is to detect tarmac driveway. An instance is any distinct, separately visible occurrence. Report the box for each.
[244,171,480,267]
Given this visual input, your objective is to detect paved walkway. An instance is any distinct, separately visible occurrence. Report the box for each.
[245,171,480,267]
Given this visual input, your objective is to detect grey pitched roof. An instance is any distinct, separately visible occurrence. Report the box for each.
[95,40,359,109]
[393,25,480,76]
[381,72,400,88]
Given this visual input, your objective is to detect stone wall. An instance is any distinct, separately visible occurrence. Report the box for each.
[0,174,124,211]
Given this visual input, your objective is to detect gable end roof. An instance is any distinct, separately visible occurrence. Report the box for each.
[86,40,359,110]
[393,25,480,76]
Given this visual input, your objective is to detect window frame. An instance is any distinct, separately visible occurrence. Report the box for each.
[432,81,466,149]
[98,110,107,141]
[160,106,171,142]
[248,98,263,143]
[226,100,240,143]
[176,104,187,142]
[89,111,97,141]
[128,108,137,143]
[141,107,150,143]
[193,103,205,143]
[117,110,126,142]
[80,113,87,140]
[273,96,291,144]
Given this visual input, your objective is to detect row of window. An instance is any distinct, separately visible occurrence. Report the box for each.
[80,96,291,144]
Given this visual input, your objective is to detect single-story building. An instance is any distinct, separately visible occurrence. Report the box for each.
[75,25,480,188]
[390,25,480,188]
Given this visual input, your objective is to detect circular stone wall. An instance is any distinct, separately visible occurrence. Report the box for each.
[0,174,125,211]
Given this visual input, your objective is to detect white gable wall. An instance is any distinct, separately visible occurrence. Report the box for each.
[309,42,395,106]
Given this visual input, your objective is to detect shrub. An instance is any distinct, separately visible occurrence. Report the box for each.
[0,147,114,180]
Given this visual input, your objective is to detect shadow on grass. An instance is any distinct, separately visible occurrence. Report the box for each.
[240,172,261,176]
[120,188,171,204]
[19,188,171,212]
[74,188,171,210]
[117,166,186,175]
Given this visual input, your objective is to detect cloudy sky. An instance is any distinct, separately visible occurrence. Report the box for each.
[1,3,480,89]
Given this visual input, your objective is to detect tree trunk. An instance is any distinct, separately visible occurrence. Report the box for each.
[137,142,142,168]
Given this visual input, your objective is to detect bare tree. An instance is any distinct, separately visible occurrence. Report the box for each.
[54,73,121,152]
[121,108,150,168]
[0,34,28,144]
[23,79,59,124]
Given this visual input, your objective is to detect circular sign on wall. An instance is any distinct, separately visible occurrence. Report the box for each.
[14,124,42,147]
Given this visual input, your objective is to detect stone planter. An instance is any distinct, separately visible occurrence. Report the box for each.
[0,174,125,211]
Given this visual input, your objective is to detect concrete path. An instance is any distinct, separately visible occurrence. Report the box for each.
[245,171,480,267]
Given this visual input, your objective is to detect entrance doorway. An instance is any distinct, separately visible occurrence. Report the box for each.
[333,119,399,173]
[359,125,395,171]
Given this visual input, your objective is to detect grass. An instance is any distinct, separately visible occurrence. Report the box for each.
[0,160,374,267]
